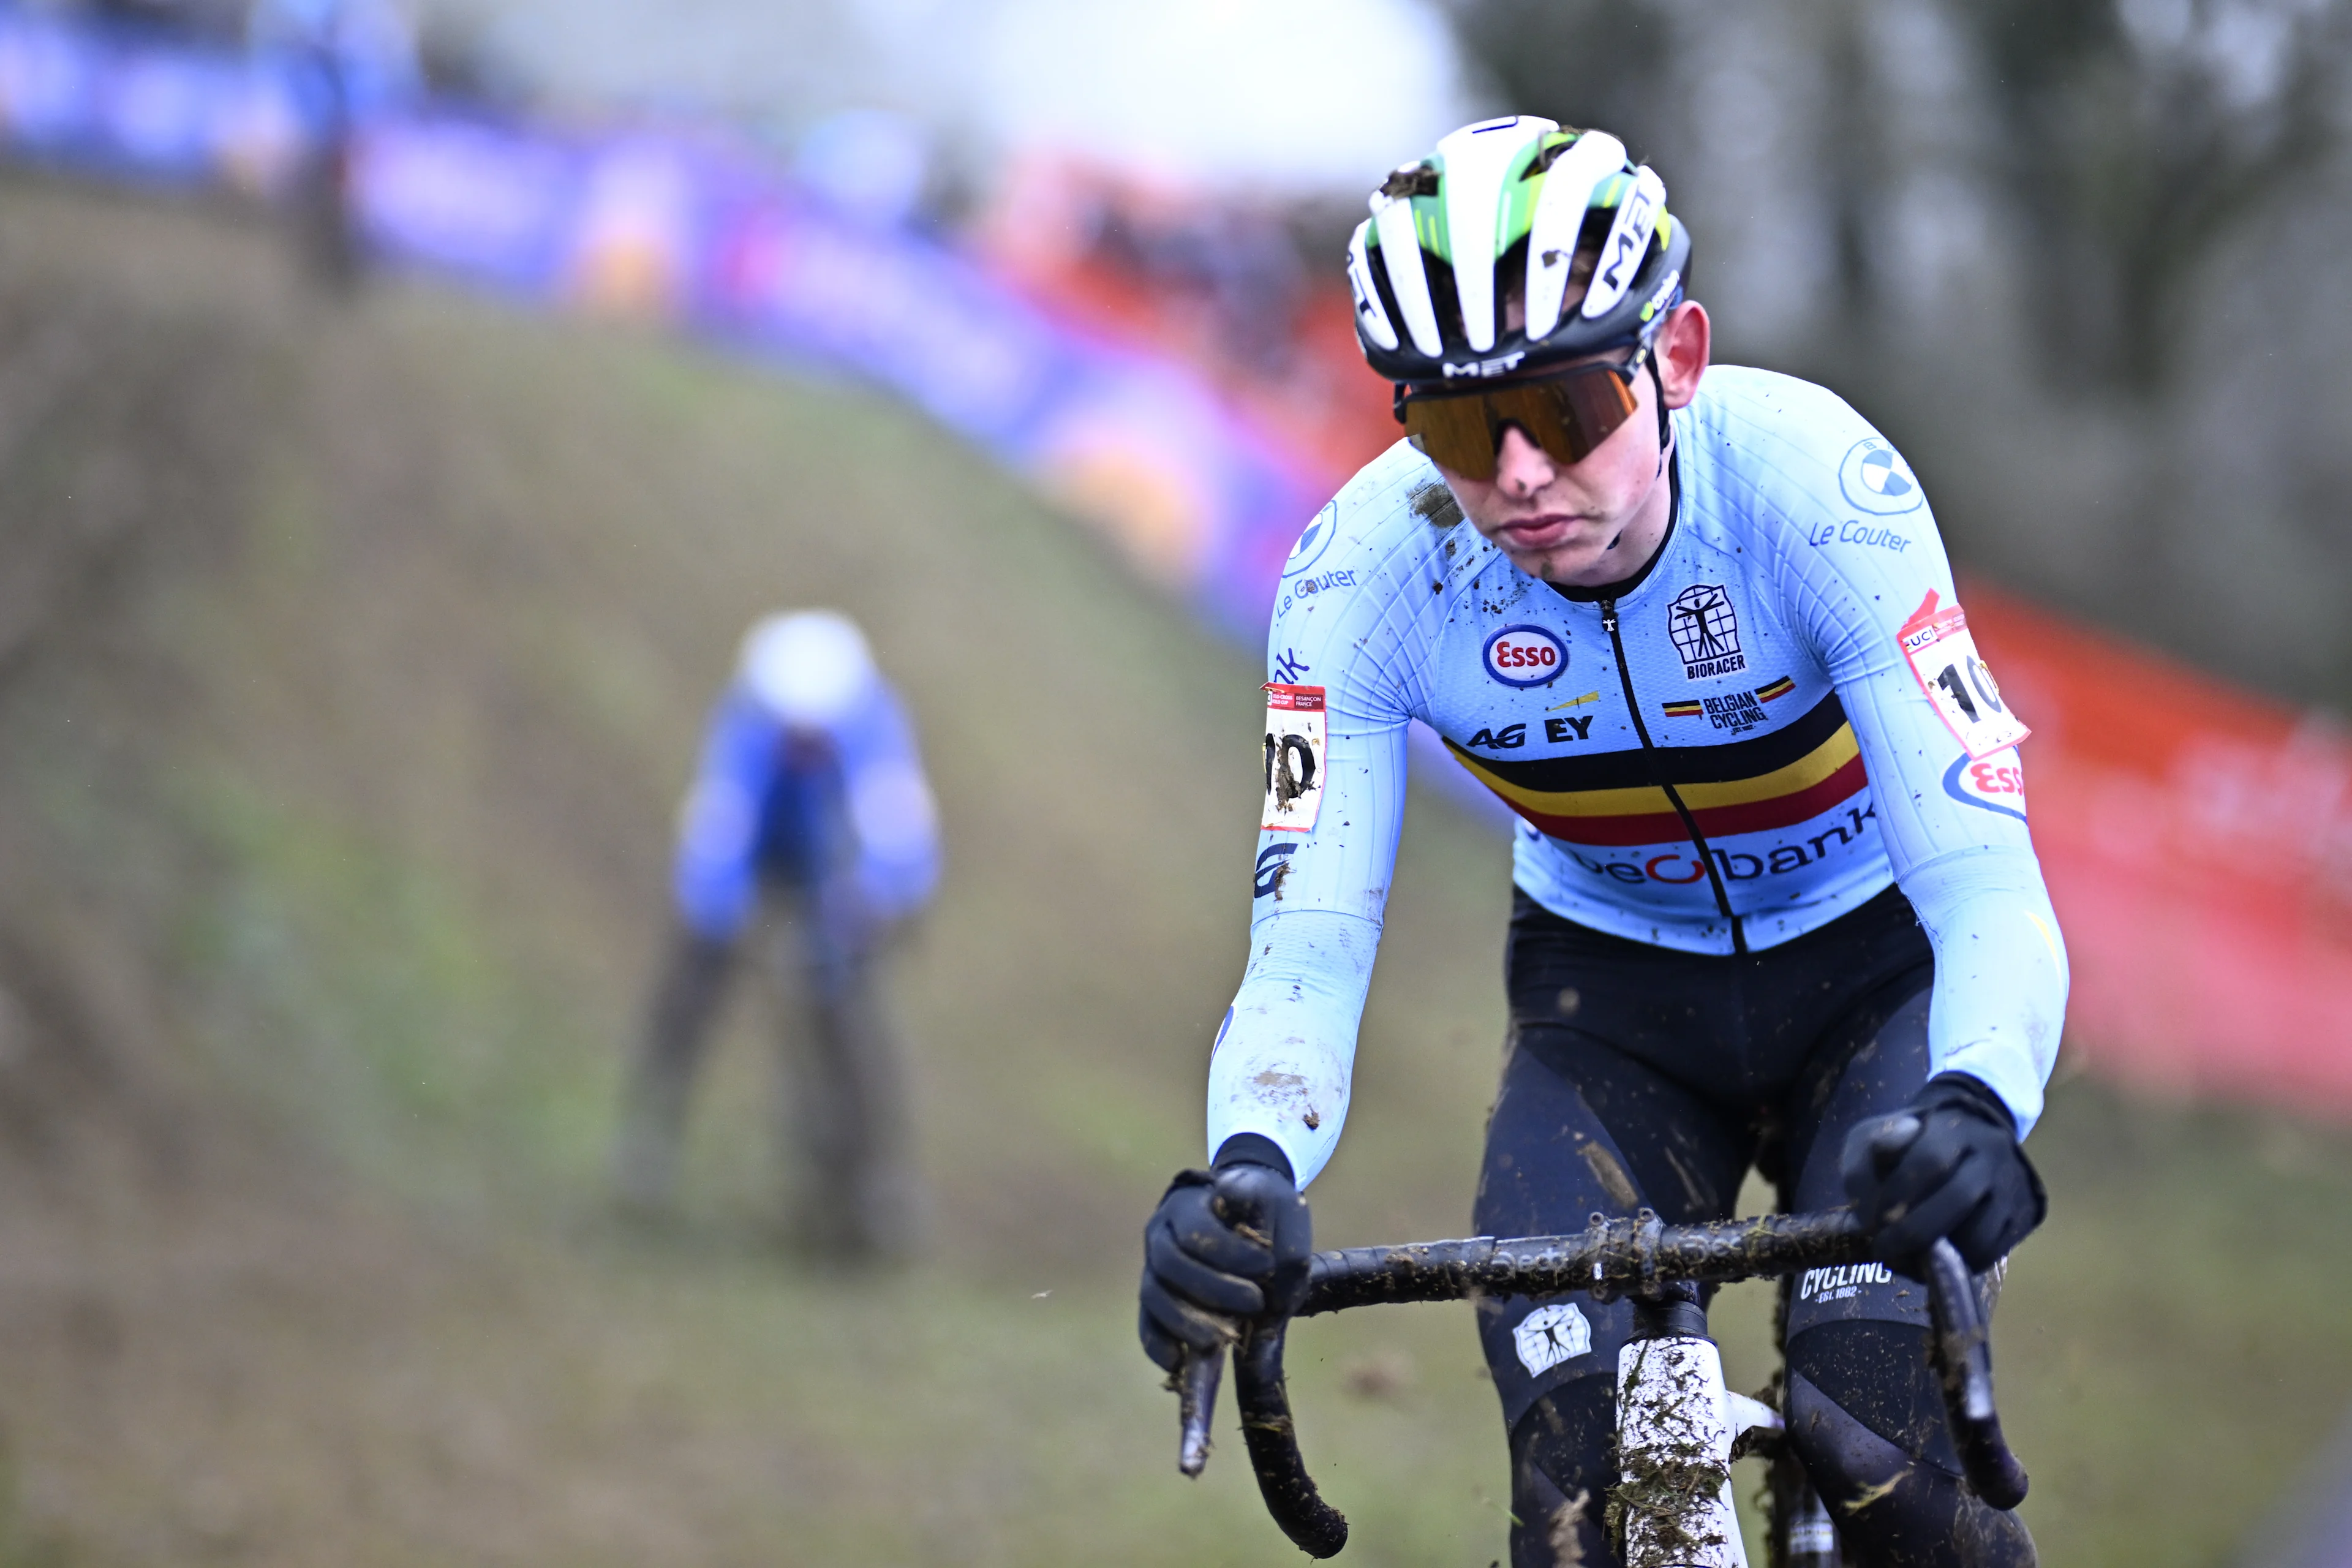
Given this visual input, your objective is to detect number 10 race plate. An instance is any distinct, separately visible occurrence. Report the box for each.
[1899,592,2030,759]
[1262,684,1327,832]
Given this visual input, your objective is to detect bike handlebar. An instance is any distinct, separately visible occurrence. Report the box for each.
[1174,1209,2027,1559]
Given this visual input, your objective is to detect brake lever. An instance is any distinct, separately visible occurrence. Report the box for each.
[1175,1341,1223,1477]
[1920,1237,2030,1510]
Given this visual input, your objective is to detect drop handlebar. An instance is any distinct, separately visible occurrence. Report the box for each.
[1173,1209,2026,1559]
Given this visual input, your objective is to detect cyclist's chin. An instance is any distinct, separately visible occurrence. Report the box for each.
[1484,519,1611,580]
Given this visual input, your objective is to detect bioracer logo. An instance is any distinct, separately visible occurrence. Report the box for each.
[1667,584,1746,680]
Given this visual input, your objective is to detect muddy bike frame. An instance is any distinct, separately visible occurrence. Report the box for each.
[1169,1208,2027,1565]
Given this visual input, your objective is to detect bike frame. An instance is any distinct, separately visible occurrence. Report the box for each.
[1171,1208,2026,1564]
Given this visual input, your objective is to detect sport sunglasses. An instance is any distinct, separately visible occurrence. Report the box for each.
[1397,353,1646,481]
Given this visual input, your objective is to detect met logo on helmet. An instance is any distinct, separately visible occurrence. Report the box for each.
[1483,625,1567,687]
[1441,351,1528,380]
[1581,167,1667,320]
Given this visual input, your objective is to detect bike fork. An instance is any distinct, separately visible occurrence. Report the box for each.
[1617,1291,1748,1568]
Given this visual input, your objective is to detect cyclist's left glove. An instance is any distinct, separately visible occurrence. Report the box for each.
[1842,1072,2046,1274]
[1137,1134,1312,1374]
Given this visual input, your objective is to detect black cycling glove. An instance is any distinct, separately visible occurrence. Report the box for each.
[1137,1134,1312,1373]
[1842,1072,2047,1275]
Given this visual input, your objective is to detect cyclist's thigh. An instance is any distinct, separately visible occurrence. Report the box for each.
[1784,984,2012,1485]
[1472,1029,1749,1431]
[1784,984,1940,1340]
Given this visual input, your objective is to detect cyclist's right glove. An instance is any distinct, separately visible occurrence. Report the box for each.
[1842,1072,2047,1274]
[1137,1134,1312,1373]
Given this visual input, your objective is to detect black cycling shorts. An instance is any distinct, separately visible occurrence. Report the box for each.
[1473,883,1947,1429]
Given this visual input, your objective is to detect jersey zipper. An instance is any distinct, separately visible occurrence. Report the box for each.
[1599,597,1749,956]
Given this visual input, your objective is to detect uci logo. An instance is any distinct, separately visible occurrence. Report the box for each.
[1483,625,1567,688]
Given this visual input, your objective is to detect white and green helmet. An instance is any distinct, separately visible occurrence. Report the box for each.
[1348,116,1689,386]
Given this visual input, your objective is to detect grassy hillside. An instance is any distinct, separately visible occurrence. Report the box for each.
[0,172,2346,1566]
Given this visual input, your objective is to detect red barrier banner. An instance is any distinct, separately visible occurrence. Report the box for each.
[1969,587,2352,1110]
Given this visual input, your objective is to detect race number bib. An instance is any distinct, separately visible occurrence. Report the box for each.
[1899,592,2030,760]
[1262,684,1327,832]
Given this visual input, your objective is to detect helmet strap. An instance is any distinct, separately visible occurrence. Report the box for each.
[1648,354,1671,464]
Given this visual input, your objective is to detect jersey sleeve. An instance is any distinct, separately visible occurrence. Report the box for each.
[671,687,781,941]
[1754,410,2069,1136]
[1205,498,1421,1186]
[833,680,941,922]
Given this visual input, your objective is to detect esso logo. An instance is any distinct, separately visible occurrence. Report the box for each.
[1942,747,2027,822]
[1967,760,2024,796]
[1483,625,1567,688]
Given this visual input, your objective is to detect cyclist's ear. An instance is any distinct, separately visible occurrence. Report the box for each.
[1654,301,1711,410]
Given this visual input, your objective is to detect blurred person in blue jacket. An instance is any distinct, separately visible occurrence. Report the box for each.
[246,0,418,286]
[612,611,941,1257]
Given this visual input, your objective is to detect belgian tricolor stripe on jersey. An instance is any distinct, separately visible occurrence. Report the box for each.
[1444,693,1868,846]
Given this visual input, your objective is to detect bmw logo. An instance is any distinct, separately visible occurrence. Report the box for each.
[1284,502,1339,577]
[1838,437,1925,516]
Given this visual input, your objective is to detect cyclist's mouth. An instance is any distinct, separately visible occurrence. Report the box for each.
[1492,513,1583,551]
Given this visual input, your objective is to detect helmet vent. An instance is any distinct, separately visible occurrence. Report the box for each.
[1379,164,1440,201]
[1525,132,1588,178]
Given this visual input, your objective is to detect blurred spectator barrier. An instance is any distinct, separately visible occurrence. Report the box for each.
[1969,589,2352,1109]
[0,2,1324,641]
[4,1,2345,1110]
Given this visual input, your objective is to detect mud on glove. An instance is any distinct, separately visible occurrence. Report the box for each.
[1137,1134,1313,1374]
[1842,1072,2047,1275]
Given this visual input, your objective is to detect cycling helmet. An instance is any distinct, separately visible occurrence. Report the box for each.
[1346,116,1691,386]
[739,609,875,728]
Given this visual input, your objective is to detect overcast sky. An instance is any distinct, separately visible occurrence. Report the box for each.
[426,0,1483,195]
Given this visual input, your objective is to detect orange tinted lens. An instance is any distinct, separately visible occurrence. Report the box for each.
[1551,367,1640,458]
[1405,367,1639,478]
[1503,369,1638,467]
[1402,394,1498,480]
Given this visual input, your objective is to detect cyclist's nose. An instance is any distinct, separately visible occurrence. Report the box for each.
[1493,424,1557,498]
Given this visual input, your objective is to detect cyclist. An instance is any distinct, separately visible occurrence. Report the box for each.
[612,610,940,1259]
[1137,117,2062,1567]
[245,0,419,287]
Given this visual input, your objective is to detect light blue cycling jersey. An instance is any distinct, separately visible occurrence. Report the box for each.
[1210,366,2068,1186]
[672,676,940,941]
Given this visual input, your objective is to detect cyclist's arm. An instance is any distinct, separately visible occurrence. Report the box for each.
[1205,512,1419,1188]
[671,687,780,941]
[833,680,941,921]
[1768,436,2068,1136]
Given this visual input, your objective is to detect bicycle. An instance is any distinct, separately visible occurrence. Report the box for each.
[1167,1206,2027,1567]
